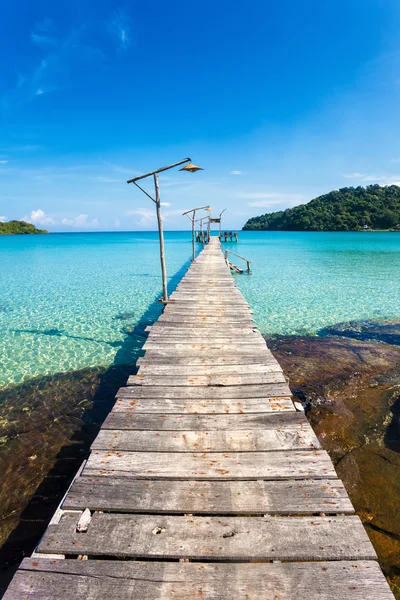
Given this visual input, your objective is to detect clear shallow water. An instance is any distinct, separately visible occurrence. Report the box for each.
[233,231,400,335]
[0,232,191,388]
[1,231,400,387]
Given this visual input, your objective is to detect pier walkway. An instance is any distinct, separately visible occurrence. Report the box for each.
[4,237,394,599]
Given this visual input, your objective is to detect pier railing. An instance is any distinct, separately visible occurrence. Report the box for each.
[224,249,251,273]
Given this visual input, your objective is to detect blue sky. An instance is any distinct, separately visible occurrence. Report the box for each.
[1,0,400,231]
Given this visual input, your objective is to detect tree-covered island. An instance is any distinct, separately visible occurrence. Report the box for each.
[243,184,400,231]
[0,220,49,235]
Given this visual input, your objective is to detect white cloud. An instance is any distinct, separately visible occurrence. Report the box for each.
[0,160,8,164]
[160,201,171,207]
[23,209,55,225]
[230,170,243,175]
[125,208,155,226]
[361,175,386,182]
[109,9,131,52]
[343,172,400,185]
[0,216,6,222]
[248,200,282,207]
[343,173,365,179]
[61,214,98,227]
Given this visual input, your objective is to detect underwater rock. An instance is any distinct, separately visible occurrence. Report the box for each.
[0,362,134,594]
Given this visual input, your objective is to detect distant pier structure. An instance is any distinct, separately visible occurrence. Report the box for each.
[219,230,238,242]
[196,209,239,243]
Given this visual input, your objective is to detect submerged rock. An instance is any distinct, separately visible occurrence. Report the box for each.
[0,363,134,594]
[268,325,400,598]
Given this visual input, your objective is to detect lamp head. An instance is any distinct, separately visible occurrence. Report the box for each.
[179,162,204,173]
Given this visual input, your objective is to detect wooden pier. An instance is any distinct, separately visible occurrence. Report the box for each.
[4,237,394,599]
[219,230,238,242]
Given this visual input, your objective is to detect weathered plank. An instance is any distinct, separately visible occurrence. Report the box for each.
[136,354,280,366]
[91,426,320,452]
[64,476,354,514]
[131,372,286,386]
[84,449,336,479]
[157,316,255,324]
[5,559,393,600]
[168,297,249,308]
[137,348,273,358]
[102,410,307,430]
[112,396,295,414]
[133,363,282,375]
[116,383,292,399]
[146,326,260,335]
[142,342,266,351]
[38,513,376,561]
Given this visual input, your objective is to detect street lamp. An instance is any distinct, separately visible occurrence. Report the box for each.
[182,205,212,261]
[127,158,203,303]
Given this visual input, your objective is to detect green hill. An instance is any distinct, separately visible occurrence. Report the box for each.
[0,220,49,235]
[243,184,400,231]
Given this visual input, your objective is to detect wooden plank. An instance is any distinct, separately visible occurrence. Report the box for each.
[6,559,394,600]
[131,373,286,386]
[84,449,336,480]
[146,327,259,335]
[176,284,237,289]
[159,314,252,321]
[148,326,260,334]
[169,295,246,301]
[145,336,263,343]
[169,292,245,297]
[102,411,307,430]
[133,363,282,375]
[142,342,266,351]
[136,354,279,366]
[64,476,354,514]
[112,396,295,414]
[139,345,270,355]
[136,346,271,358]
[91,426,320,452]
[116,383,292,399]
[167,297,249,307]
[37,513,376,561]
[144,321,254,330]
[157,316,255,324]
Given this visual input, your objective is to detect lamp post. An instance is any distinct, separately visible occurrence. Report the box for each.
[182,205,212,262]
[219,208,227,236]
[195,215,210,246]
[127,158,203,303]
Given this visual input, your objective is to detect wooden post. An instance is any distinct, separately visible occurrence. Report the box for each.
[154,173,168,303]
[191,214,195,262]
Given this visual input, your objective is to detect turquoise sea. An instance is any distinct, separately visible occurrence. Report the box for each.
[1,231,400,388]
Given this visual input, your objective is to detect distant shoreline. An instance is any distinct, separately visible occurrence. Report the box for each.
[0,221,48,235]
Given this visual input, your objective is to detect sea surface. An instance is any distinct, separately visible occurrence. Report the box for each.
[1,230,400,388]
